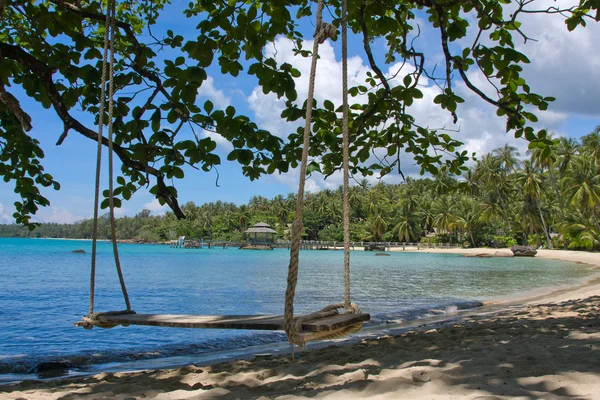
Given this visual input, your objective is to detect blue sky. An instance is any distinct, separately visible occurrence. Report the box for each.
[1,0,599,224]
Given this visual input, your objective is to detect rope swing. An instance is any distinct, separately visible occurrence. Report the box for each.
[283,0,363,350]
[77,0,367,346]
[81,0,134,329]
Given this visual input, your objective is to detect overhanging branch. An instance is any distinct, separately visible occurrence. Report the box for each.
[0,41,185,219]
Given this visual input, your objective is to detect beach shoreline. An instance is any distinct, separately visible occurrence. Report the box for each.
[2,248,600,399]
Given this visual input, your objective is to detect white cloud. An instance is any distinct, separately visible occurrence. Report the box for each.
[0,202,13,224]
[113,206,129,218]
[198,76,231,109]
[246,37,533,190]
[142,198,168,215]
[34,207,85,224]
[457,0,600,117]
[515,1,600,116]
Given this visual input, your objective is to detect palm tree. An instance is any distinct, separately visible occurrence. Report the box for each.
[558,211,600,250]
[370,214,387,242]
[557,137,580,176]
[518,195,542,246]
[477,154,514,231]
[562,155,600,232]
[392,206,421,242]
[493,143,520,173]
[461,168,480,196]
[581,126,600,163]
[432,196,457,236]
[516,161,553,248]
[453,197,480,247]
[417,197,436,233]
[237,206,250,230]
[432,169,454,196]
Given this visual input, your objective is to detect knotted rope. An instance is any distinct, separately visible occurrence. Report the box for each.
[84,0,131,327]
[284,0,361,351]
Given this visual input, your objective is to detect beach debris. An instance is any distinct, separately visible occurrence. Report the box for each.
[494,250,514,257]
[412,370,431,383]
[375,252,390,256]
[465,253,492,258]
[71,249,85,253]
[511,245,537,257]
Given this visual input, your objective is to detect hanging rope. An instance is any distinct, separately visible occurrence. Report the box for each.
[341,0,351,312]
[284,0,361,349]
[85,0,131,324]
[88,0,113,317]
[106,0,131,312]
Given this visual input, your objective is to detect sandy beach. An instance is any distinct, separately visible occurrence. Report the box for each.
[2,248,600,399]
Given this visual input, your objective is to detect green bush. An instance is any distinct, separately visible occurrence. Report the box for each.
[492,235,517,248]
[137,228,161,243]
[318,225,343,241]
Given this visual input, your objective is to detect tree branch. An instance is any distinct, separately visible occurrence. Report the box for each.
[435,5,458,123]
[355,0,392,135]
[0,84,32,132]
[0,41,185,219]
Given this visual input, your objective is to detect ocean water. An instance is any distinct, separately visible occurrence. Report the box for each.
[0,238,594,378]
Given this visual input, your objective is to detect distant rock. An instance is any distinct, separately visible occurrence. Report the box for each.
[30,361,72,377]
[511,245,537,257]
[375,252,390,256]
[365,244,386,251]
[412,370,431,383]
[494,250,514,257]
[239,244,273,250]
[71,249,85,254]
[465,253,492,258]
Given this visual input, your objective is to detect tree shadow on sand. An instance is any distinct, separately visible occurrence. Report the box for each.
[1,296,599,399]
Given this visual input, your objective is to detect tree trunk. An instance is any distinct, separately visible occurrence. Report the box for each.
[470,230,476,248]
[496,188,512,231]
[536,199,553,249]
[549,171,562,204]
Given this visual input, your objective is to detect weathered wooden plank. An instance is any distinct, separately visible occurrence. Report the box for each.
[96,312,370,332]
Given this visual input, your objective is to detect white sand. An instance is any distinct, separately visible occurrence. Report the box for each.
[2,249,600,399]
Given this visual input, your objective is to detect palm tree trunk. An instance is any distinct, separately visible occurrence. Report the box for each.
[496,188,512,231]
[549,171,562,204]
[469,230,476,248]
[536,199,553,249]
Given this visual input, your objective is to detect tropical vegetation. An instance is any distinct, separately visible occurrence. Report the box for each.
[2,127,600,251]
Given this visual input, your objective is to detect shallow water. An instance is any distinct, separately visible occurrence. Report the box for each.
[0,238,593,377]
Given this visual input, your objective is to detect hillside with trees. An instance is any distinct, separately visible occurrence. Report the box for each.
[2,128,600,250]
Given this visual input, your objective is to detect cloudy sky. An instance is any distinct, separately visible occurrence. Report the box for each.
[1,0,599,224]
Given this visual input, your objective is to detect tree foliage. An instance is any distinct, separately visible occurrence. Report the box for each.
[1,0,598,226]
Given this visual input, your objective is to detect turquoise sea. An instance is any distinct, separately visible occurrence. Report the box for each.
[0,238,594,380]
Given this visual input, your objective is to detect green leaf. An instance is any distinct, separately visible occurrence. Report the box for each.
[306,161,321,174]
[204,100,214,114]
[323,100,334,111]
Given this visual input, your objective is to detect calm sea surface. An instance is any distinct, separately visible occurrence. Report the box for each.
[0,238,594,378]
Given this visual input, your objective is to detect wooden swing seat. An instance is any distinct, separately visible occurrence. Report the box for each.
[77,311,370,332]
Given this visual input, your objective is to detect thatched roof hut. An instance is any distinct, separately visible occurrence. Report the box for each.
[244,222,277,243]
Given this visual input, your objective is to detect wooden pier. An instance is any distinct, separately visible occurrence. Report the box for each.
[169,239,462,251]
